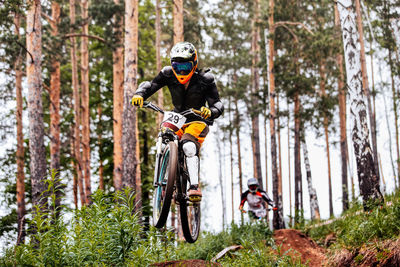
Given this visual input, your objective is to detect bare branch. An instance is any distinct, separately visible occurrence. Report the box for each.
[274,21,314,35]
[42,11,55,26]
[64,33,106,43]
[15,41,34,63]
[43,83,50,92]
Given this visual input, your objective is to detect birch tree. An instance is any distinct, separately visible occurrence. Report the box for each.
[355,0,380,182]
[27,0,47,212]
[301,130,320,220]
[336,0,383,209]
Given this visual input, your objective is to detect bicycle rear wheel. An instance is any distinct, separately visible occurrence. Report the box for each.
[178,172,201,243]
[153,142,178,228]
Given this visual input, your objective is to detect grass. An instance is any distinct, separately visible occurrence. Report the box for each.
[0,175,306,266]
[302,190,400,249]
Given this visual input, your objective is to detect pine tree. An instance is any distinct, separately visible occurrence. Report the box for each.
[113,0,124,191]
[26,0,47,213]
[49,0,62,213]
[70,0,85,206]
[14,11,26,245]
[122,0,141,212]
[173,0,183,43]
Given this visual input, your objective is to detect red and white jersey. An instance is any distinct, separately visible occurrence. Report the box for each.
[239,189,274,212]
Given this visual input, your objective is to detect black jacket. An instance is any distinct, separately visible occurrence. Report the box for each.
[135,66,224,124]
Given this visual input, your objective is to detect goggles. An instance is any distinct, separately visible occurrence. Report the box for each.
[249,185,258,191]
[172,61,194,75]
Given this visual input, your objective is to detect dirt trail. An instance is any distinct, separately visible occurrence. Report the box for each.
[273,229,326,267]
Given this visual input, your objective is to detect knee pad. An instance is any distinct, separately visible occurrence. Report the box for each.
[182,141,197,157]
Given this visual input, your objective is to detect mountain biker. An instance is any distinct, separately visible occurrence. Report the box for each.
[239,178,277,219]
[131,42,224,202]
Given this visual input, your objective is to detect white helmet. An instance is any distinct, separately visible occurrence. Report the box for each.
[247,178,259,193]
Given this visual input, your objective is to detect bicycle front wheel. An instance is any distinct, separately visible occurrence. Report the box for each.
[179,174,201,243]
[153,142,178,228]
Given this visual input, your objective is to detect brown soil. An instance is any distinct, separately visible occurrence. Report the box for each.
[328,237,400,267]
[273,229,327,267]
[151,259,220,267]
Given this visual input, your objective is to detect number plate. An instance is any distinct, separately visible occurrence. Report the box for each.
[162,111,186,131]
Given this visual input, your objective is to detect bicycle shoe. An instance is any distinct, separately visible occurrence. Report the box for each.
[188,185,202,202]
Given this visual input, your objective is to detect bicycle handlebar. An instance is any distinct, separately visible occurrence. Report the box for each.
[143,101,211,123]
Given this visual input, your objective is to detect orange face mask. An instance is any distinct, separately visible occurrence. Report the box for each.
[171,55,198,84]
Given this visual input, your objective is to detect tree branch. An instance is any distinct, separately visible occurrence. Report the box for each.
[42,11,55,26]
[15,41,34,63]
[274,21,314,35]
[64,33,106,43]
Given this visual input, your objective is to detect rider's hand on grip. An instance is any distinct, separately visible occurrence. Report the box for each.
[200,106,211,119]
[273,207,278,211]
[131,95,143,108]
[239,206,246,213]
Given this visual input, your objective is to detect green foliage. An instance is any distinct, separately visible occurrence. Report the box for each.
[303,190,400,249]
[174,222,274,261]
[1,186,144,266]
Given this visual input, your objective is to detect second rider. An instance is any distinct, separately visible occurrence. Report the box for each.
[131,42,224,202]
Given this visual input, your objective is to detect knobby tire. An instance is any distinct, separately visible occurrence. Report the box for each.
[178,168,201,243]
[153,142,178,228]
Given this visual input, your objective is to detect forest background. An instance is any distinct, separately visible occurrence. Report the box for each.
[0,0,399,252]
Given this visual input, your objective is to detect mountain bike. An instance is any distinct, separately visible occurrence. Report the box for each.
[143,101,210,243]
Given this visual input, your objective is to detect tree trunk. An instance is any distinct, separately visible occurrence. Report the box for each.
[335,4,349,211]
[318,61,333,217]
[173,0,184,43]
[155,0,164,125]
[263,101,269,223]
[15,13,26,245]
[122,0,141,214]
[266,0,284,229]
[113,0,124,191]
[287,100,292,226]
[355,0,380,183]
[81,0,92,205]
[378,154,386,195]
[229,99,234,224]
[389,49,400,187]
[27,0,47,212]
[50,1,62,213]
[251,0,263,187]
[390,19,400,60]
[336,0,383,209]
[216,128,226,229]
[234,98,244,223]
[98,92,104,191]
[294,91,302,223]
[70,0,85,206]
[301,131,320,220]
[276,93,283,216]
[70,136,78,209]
